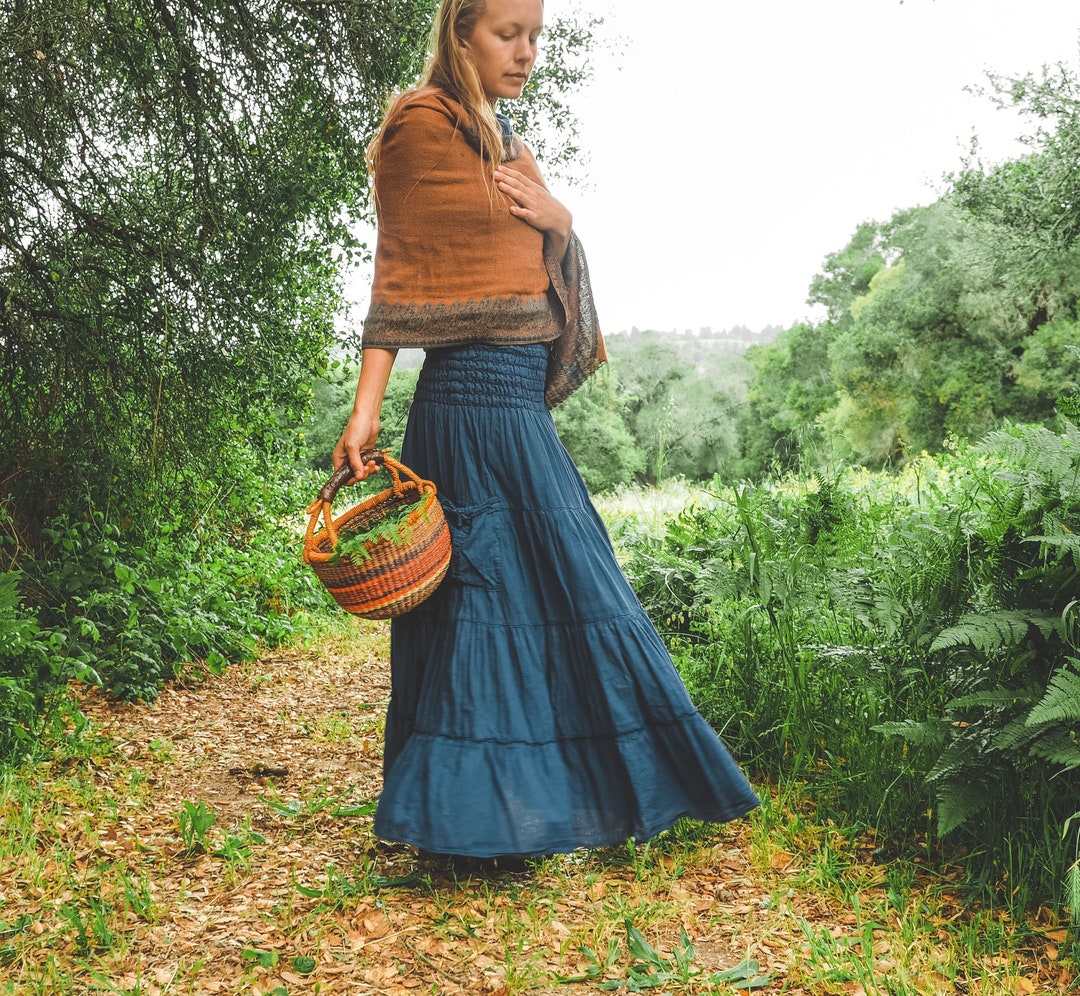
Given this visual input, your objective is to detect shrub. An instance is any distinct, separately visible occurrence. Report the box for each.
[611,425,1080,913]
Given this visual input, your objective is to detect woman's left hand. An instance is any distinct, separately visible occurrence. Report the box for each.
[495,165,572,261]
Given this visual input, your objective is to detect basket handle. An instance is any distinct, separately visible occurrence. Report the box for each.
[317,449,386,503]
[304,450,435,553]
[315,450,431,503]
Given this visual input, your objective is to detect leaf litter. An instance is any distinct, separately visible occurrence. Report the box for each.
[0,620,1072,995]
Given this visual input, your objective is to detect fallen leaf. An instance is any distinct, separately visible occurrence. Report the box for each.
[769,851,797,872]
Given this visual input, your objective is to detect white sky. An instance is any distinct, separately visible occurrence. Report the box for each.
[346,0,1080,337]
[555,0,1080,334]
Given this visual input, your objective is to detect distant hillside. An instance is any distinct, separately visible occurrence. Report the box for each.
[392,326,783,370]
[605,324,784,358]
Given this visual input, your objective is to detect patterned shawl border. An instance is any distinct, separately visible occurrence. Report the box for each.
[361,294,563,350]
[543,232,607,409]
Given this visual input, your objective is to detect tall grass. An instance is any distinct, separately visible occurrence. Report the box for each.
[603,422,1080,917]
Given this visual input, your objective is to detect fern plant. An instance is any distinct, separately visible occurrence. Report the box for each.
[611,425,1080,913]
[330,497,428,566]
[876,422,1080,910]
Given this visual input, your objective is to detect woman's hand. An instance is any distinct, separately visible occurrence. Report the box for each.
[494,165,572,261]
[332,347,398,484]
[332,411,381,484]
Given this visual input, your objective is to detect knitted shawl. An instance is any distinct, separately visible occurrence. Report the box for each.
[361,88,605,408]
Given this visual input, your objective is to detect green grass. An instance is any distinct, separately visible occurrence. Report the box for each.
[0,625,1074,994]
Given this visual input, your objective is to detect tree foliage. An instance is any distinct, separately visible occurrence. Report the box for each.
[605,332,751,483]
[552,370,646,492]
[2,0,435,540]
[729,52,1080,477]
[1,0,603,547]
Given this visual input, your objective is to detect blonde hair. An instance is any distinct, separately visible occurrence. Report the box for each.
[368,0,505,178]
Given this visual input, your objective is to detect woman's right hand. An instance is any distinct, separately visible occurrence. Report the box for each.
[332,347,398,484]
[332,411,381,484]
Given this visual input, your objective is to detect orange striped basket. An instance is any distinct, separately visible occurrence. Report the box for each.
[303,450,452,619]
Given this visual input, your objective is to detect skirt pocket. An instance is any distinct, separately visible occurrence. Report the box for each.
[441,496,504,591]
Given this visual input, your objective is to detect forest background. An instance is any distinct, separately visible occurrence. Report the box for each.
[1,0,1079,934]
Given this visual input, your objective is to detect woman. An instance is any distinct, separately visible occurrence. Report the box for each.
[334,0,758,860]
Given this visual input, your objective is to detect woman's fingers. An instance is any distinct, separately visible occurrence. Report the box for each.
[495,166,541,206]
[333,414,381,483]
[494,166,570,241]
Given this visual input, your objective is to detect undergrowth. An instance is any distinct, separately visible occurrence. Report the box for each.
[603,419,1080,919]
[0,462,334,765]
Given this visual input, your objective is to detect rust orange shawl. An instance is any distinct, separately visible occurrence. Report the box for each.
[361,88,605,407]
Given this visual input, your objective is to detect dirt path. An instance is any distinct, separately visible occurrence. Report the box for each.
[50,620,807,995]
[19,622,1063,995]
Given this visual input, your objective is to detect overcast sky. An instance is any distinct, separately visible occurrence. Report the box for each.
[346,0,1080,337]
[551,0,1080,335]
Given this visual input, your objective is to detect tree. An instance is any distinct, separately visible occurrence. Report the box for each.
[604,332,751,483]
[0,0,602,551]
[738,322,837,477]
[956,56,1080,284]
[552,373,645,493]
[807,220,888,324]
[1,0,432,540]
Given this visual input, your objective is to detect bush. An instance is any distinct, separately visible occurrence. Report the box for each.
[15,455,332,707]
[612,425,1080,914]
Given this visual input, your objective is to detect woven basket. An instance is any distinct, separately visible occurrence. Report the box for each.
[303,450,452,619]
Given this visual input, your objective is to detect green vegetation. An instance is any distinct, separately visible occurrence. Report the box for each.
[3,0,1080,948]
[331,497,429,565]
[596,419,1080,920]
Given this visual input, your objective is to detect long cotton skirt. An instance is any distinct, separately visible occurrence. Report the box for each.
[372,343,759,857]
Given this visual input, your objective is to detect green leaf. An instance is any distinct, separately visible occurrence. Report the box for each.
[710,958,769,987]
[330,498,429,565]
[1027,659,1080,727]
[930,610,1059,654]
[241,948,278,968]
[331,801,378,817]
[624,919,661,966]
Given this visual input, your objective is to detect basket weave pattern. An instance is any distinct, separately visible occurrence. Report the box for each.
[303,452,451,619]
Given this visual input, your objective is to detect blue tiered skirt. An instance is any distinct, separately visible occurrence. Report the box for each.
[373,343,758,857]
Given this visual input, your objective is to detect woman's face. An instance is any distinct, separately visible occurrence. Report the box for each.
[464,0,544,102]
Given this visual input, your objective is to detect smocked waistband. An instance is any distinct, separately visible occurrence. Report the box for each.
[414,343,549,409]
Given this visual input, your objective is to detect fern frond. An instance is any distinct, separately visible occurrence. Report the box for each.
[926,736,983,786]
[979,422,1080,483]
[0,571,21,615]
[992,715,1042,754]
[1027,729,1080,771]
[948,686,1040,711]
[872,719,949,748]
[1022,532,1080,555]
[935,777,992,837]
[930,610,1060,654]
[1027,660,1080,727]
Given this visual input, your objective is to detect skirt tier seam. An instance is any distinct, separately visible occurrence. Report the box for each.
[405,710,708,748]
[423,608,644,630]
